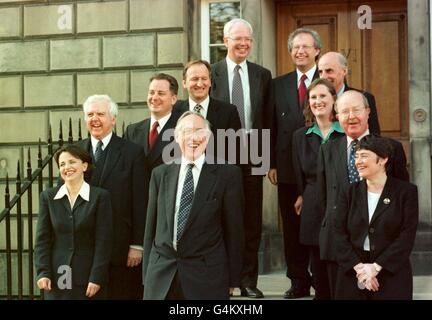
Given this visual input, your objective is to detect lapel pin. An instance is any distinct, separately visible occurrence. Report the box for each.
[383,198,390,204]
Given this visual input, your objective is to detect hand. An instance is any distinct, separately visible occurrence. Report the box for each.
[127,247,143,267]
[267,169,278,185]
[86,282,101,298]
[294,196,303,215]
[37,277,51,291]
[229,288,235,296]
[365,276,380,292]
[355,263,380,292]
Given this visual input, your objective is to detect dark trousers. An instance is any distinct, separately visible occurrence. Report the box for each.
[278,183,311,289]
[166,272,185,300]
[309,245,331,299]
[325,260,338,299]
[107,264,143,300]
[240,173,263,288]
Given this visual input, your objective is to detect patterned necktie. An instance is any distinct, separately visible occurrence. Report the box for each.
[232,65,245,128]
[148,121,159,149]
[94,140,103,163]
[298,74,308,111]
[348,139,360,183]
[177,164,195,241]
[193,104,203,114]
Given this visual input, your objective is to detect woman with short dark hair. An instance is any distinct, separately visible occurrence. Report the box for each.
[35,145,113,299]
[334,135,418,299]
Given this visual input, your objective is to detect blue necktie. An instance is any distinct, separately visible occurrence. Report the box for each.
[177,164,195,241]
[348,139,360,183]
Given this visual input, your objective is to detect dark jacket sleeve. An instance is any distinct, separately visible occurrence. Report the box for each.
[34,190,53,281]
[375,184,419,274]
[292,130,305,195]
[364,92,381,135]
[389,140,409,182]
[89,189,113,285]
[131,147,148,246]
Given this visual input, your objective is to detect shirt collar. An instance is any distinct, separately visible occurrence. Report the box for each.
[180,153,205,172]
[296,64,317,83]
[151,112,172,130]
[347,129,370,147]
[54,181,90,202]
[226,56,248,73]
[91,132,112,151]
[306,121,344,143]
[189,95,210,112]
[337,83,346,97]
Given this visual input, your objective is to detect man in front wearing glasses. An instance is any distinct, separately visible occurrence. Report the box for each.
[210,18,273,299]
[268,28,322,299]
[317,90,409,298]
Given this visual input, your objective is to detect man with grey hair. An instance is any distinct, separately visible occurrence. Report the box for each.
[269,27,322,299]
[210,18,272,299]
[318,51,380,134]
[78,94,147,299]
[142,111,244,300]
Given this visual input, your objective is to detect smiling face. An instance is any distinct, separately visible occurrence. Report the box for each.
[58,152,88,184]
[175,114,210,161]
[355,149,388,179]
[290,33,320,72]
[85,100,116,140]
[183,63,211,104]
[147,79,177,120]
[224,22,252,64]
[308,84,335,121]
[336,91,370,139]
[318,52,348,93]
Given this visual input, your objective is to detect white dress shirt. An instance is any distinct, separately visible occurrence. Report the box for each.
[188,96,209,119]
[226,57,252,131]
[150,112,172,134]
[173,154,205,250]
[90,132,113,156]
[54,181,90,209]
[296,64,317,89]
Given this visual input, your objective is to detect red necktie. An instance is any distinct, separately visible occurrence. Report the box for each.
[298,74,308,111]
[148,121,159,149]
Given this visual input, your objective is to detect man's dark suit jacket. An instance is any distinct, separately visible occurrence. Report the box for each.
[333,177,418,299]
[35,185,113,299]
[143,162,245,300]
[124,110,183,174]
[77,134,147,266]
[317,135,409,262]
[271,69,319,184]
[344,85,381,135]
[210,60,273,168]
[174,98,242,163]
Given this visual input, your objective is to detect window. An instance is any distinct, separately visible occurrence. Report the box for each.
[201,0,241,63]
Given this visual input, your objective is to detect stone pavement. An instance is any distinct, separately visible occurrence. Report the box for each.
[232,271,432,300]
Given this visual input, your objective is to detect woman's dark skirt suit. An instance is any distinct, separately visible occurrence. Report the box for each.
[292,123,345,299]
[333,177,418,299]
[34,184,113,299]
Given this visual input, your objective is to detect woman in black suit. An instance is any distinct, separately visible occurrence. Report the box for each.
[333,135,418,299]
[292,78,345,299]
[35,145,113,299]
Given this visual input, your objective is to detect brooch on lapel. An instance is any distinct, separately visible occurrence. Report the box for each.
[383,198,391,205]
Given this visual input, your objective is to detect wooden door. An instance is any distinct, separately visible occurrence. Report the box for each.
[276,0,409,161]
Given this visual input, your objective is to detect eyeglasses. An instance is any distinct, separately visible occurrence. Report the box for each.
[292,45,315,52]
[338,107,366,118]
[227,37,253,44]
[181,128,210,138]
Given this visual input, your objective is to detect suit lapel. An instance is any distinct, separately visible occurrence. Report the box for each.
[164,164,180,237]
[306,133,321,158]
[357,181,370,225]
[213,60,230,101]
[335,137,349,183]
[370,177,394,225]
[206,98,219,128]
[183,163,217,234]
[140,119,150,155]
[147,113,178,166]
[99,134,122,186]
[247,62,260,123]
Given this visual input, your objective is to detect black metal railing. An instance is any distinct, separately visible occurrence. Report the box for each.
[0,119,81,299]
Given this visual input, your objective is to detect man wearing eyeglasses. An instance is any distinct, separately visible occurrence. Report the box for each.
[318,51,381,134]
[268,27,322,299]
[317,90,409,298]
[210,18,273,299]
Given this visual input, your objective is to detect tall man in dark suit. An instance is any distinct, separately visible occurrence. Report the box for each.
[210,18,272,298]
[78,95,147,299]
[175,59,242,162]
[268,27,321,299]
[143,111,244,300]
[318,51,381,134]
[125,73,182,174]
[317,90,409,298]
